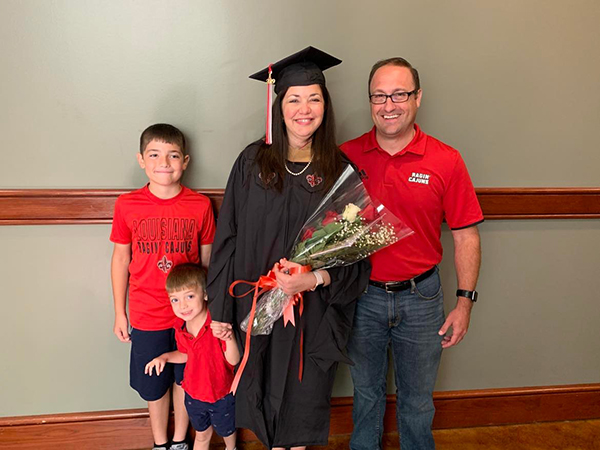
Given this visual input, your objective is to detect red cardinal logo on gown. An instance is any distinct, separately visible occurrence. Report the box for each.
[306,173,323,187]
[258,172,276,185]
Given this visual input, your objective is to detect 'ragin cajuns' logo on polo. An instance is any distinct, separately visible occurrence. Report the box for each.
[408,172,431,185]
[157,255,173,273]
[306,173,323,187]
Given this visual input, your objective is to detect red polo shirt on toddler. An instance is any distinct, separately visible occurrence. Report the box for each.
[341,125,483,282]
[174,312,235,403]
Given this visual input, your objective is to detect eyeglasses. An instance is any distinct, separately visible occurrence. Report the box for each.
[369,90,418,104]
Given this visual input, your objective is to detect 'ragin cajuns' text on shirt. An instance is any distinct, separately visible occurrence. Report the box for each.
[110,185,215,330]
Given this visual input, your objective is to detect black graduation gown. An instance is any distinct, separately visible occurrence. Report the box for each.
[207,141,370,448]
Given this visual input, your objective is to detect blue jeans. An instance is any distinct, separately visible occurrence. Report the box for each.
[347,268,445,450]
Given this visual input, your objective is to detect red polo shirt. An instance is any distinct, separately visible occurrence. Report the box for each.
[341,125,483,281]
[174,312,235,403]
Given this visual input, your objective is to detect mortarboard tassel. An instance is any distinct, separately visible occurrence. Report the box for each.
[266,64,275,145]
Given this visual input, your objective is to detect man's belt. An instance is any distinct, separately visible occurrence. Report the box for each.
[368,267,437,293]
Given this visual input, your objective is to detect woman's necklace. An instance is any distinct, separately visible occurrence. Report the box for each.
[285,156,313,176]
[285,141,312,176]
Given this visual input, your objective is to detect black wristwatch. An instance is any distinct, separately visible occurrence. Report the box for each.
[456,289,478,302]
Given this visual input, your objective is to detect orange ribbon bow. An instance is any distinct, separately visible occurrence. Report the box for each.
[228,263,311,394]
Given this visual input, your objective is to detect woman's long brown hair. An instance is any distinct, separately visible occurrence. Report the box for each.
[255,84,343,192]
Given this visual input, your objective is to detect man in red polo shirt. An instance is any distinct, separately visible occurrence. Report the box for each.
[341,58,483,450]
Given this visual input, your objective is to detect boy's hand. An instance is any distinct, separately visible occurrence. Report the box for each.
[113,314,130,343]
[211,321,233,340]
[145,355,167,376]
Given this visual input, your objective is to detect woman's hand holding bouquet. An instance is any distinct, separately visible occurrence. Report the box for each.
[273,259,321,295]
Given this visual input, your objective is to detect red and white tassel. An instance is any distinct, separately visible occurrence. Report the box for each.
[266,64,275,145]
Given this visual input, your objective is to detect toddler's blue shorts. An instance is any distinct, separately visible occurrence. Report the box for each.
[130,327,185,402]
[185,392,236,437]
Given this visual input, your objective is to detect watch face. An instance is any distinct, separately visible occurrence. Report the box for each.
[457,289,478,301]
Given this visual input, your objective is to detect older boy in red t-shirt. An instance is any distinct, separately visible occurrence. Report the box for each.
[110,124,216,450]
[146,264,240,450]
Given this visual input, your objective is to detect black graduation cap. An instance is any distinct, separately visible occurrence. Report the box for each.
[249,46,342,143]
[249,46,342,95]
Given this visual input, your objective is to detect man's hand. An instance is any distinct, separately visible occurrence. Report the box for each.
[441,225,481,349]
[145,355,168,376]
[438,298,472,348]
[210,321,233,340]
[113,313,130,343]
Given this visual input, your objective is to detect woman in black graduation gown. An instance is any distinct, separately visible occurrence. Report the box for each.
[207,47,370,450]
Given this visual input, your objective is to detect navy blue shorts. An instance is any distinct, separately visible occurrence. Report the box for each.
[129,328,185,402]
[185,393,236,437]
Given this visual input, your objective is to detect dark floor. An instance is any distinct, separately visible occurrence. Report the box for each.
[433,419,600,450]
[166,419,600,449]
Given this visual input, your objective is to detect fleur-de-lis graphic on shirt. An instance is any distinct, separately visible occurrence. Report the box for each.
[157,255,173,274]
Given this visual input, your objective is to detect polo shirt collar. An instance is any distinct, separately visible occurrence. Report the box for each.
[175,311,211,339]
[364,124,426,156]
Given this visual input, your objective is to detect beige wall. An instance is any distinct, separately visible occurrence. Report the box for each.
[1,0,599,417]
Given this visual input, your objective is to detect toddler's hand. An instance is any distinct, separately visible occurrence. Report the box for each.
[211,321,233,341]
[145,356,167,376]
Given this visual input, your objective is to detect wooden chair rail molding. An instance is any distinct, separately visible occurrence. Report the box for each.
[1,187,600,225]
[1,384,599,450]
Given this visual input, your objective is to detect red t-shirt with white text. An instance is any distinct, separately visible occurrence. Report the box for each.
[110,185,216,330]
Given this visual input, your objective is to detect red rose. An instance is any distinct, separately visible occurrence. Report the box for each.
[302,227,316,241]
[322,210,339,226]
[359,204,377,222]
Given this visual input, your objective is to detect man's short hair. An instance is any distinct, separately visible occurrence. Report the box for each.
[368,57,420,93]
[166,263,206,294]
[140,123,187,155]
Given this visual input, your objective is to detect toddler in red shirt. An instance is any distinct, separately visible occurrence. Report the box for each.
[146,263,240,450]
[110,124,216,450]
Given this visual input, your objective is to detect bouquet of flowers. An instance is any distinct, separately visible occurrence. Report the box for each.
[239,166,414,335]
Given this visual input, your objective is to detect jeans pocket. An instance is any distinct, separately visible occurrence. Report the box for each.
[414,279,443,301]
